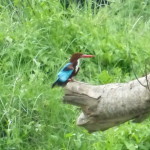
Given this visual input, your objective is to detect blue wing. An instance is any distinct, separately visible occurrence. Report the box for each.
[57,63,74,82]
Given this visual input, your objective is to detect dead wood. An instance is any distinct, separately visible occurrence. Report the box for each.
[63,74,150,132]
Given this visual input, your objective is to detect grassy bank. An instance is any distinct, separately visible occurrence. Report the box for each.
[0,0,150,149]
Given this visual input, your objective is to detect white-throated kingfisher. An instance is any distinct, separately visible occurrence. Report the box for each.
[52,52,94,88]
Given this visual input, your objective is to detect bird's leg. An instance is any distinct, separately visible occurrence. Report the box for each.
[68,68,80,82]
[68,78,74,82]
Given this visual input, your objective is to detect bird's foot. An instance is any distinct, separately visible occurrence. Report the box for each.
[68,78,74,82]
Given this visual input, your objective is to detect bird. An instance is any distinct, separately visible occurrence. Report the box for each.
[52,52,94,88]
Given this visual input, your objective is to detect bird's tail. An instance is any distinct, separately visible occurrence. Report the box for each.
[51,80,58,88]
[51,79,68,88]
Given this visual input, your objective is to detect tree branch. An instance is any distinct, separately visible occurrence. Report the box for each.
[63,75,150,132]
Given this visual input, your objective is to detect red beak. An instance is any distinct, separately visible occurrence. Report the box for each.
[81,54,95,58]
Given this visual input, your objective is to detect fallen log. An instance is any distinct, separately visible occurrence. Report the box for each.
[63,74,150,132]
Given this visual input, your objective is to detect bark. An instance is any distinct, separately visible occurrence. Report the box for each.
[63,74,150,132]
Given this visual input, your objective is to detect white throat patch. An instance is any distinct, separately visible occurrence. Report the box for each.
[75,59,80,72]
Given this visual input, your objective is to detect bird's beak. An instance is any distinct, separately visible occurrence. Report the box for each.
[81,54,95,58]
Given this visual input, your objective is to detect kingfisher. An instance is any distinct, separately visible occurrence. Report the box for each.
[52,52,94,88]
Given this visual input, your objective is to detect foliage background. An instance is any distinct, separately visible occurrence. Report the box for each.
[0,0,150,149]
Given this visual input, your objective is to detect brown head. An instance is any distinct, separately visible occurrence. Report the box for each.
[70,52,94,63]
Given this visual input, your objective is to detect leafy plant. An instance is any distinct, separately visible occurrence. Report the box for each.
[0,0,150,149]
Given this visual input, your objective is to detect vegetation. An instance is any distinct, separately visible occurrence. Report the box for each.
[0,0,150,149]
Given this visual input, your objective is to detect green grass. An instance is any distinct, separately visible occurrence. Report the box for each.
[0,0,150,149]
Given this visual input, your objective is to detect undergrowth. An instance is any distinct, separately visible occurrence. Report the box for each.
[0,0,150,149]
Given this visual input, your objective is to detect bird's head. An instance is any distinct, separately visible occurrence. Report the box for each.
[70,52,94,63]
